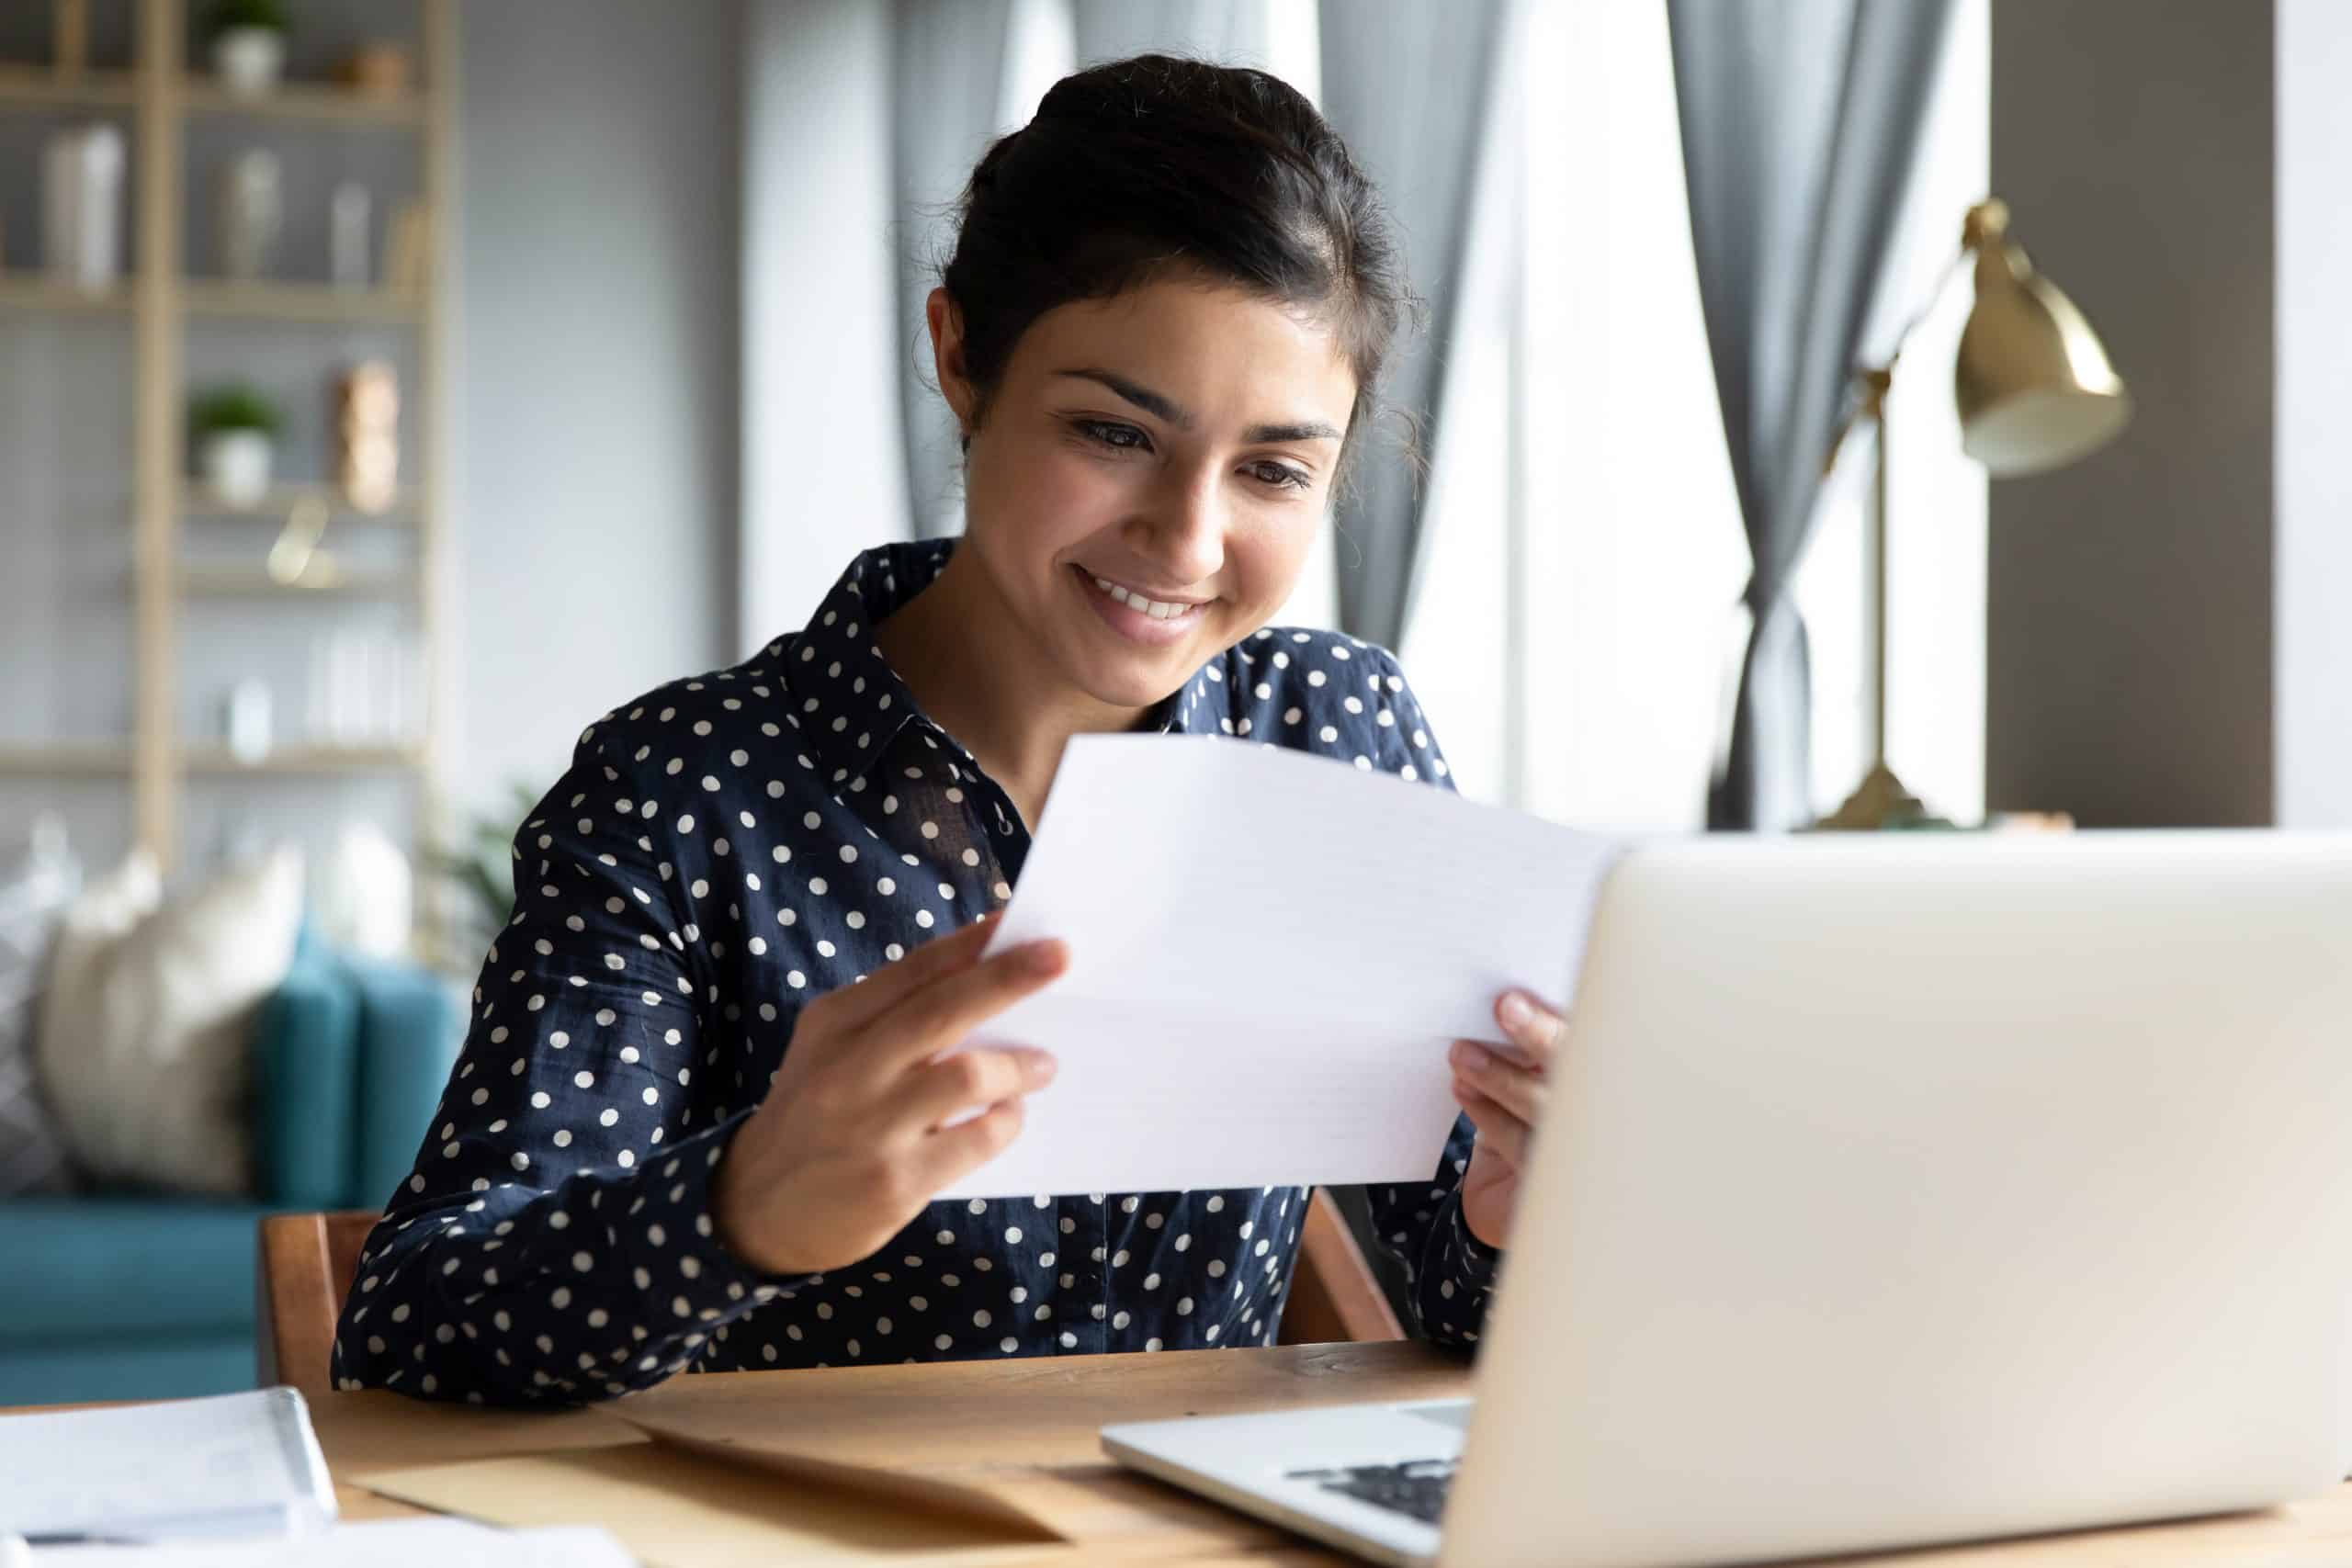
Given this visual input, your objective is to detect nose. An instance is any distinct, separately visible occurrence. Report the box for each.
[1124,460,1226,588]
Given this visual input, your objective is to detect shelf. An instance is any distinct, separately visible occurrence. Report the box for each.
[182,281,422,323]
[0,277,133,314]
[183,480,420,523]
[182,742,426,775]
[0,66,136,109]
[181,78,426,126]
[0,740,426,776]
[180,564,417,598]
[0,740,133,776]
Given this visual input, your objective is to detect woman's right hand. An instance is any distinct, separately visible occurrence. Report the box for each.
[711,913,1067,1277]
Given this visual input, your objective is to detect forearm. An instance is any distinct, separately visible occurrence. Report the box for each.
[331,1112,818,1405]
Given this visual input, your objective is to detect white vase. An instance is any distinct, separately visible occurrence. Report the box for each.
[211,28,285,96]
[40,124,125,293]
[201,430,273,508]
[215,150,282,280]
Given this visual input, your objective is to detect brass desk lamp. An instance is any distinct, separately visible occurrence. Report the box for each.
[1815,198,2131,830]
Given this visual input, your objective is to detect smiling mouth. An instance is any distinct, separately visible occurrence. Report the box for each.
[1069,563,1210,646]
[1085,571,1205,621]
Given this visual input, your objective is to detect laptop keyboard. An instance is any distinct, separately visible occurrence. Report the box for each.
[1285,1458,1458,1525]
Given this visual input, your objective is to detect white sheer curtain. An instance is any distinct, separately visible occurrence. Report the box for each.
[1405,0,1748,827]
[1403,0,1987,831]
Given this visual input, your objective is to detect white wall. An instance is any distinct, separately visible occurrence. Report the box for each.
[453,0,742,815]
[2276,0,2352,828]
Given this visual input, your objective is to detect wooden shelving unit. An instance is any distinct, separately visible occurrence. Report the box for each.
[0,741,422,778]
[183,742,428,775]
[179,563,418,600]
[182,479,422,524]
[180,78,425,126]
[2,0,456,912]
[0,63,136,107]
[0,740,135,777]
[0,277,133,312]
[181,280,423,323]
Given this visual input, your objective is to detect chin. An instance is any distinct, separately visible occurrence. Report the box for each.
[1070,656,1193,713]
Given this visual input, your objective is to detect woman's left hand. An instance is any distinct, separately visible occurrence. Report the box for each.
[1450,990,1566,1250]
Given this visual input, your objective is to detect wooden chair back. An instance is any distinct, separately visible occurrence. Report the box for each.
[1280,1189,1406,1345]
[255,1209,379,1398]
[257,1187,1400,1393]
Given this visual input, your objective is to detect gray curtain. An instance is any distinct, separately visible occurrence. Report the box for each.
[1668,0,1957,830]
[1318,0,1511,652]
[894,0,1015,541]
[1072,0,1273,65]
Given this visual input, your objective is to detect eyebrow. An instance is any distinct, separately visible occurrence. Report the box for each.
[1054,367,1343,446]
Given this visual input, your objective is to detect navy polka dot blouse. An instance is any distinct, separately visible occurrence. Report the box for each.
[333,539,1500,1404]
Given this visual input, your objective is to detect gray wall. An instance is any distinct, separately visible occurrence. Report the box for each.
[1985,0,2275,827]
[453,0,742,816]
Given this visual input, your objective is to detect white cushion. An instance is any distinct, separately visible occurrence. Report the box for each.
[36,847,304,1195]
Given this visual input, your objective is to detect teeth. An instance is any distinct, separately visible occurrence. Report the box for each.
[1090,574,1193,621]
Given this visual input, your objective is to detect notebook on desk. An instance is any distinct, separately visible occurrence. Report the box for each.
[0,1387,336,1545]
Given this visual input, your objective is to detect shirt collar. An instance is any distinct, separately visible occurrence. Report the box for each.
[776,539,1227,788]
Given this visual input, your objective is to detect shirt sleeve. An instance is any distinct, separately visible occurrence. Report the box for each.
[330,717,819,1405]
[1363,650,1503,1348]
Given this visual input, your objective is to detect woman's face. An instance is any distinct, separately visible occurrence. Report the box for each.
[933,275,1357,712]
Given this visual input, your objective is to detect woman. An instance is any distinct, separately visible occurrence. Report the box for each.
[334,54,1562,1404]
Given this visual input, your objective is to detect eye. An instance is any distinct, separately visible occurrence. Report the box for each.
[1245,461,1314,492]
[1073,419,1151,452]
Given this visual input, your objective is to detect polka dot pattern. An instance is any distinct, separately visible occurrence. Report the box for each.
[331,540,1494,1405]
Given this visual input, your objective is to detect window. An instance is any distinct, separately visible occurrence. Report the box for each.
[1404,0,1989,831]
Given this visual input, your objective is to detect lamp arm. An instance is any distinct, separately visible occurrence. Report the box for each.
[1819,243,1978,478]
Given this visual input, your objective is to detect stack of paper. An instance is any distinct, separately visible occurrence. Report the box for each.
[0,1389,334,1544]
[22,1519,632,1565]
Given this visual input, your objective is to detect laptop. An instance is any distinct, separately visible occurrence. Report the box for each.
[1103,832,2352,1567]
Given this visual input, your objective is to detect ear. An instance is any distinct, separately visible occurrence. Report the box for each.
[926,287,978,435]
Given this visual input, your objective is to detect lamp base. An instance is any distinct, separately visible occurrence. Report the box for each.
[1810,761,1951,831]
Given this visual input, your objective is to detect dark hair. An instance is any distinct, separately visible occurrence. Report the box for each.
[939,54,1418,488]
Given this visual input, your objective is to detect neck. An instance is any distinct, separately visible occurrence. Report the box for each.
[874,546,1157,814]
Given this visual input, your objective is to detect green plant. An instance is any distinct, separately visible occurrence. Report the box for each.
[426,781,546,976]
[189,384,283,440]
[205,0,291,35]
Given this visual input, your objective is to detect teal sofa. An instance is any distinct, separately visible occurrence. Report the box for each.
[0,935,460,1406]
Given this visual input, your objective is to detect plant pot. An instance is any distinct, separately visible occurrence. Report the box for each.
[201,429,274,507]
[211,27,286,96]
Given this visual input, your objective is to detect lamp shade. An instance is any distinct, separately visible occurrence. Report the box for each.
[1952,199,2131,478]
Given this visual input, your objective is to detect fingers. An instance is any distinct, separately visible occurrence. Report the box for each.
[853,935,1069,1082]
[1493,989,1566,1067]
[915,1096,1028,1191]
[1454,1082,1532,1169]
[1450,1038,1546,1126]
[808,912,1001,1037]
[900,1046,1057,1134]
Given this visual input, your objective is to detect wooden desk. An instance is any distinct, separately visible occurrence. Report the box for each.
[51,1343,2352,1564]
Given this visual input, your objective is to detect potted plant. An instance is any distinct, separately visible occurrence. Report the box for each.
[191,384,283,507]
[205,0,291,96]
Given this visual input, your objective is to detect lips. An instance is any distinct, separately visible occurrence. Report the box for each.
[1086,572,1204,620]
[1071,564,1207,648]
